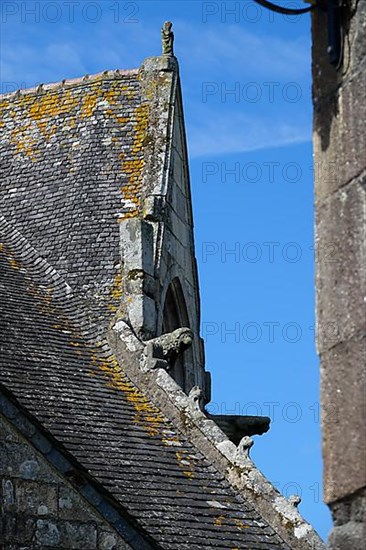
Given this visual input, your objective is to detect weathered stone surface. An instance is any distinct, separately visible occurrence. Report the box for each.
[321,333,366,503]
[0,415,131,549]
[98,528,133,549]
[312,1,366,546]
[1,514,36,543]
[0,442,56,483]
[313,66,366,200]
[315,175,366,354]
[328,521,365,550]
[16,480,58,516]
[331,487,366,526]
[35,519,62,546]
[58,485,95,522]
[58,521,98,549]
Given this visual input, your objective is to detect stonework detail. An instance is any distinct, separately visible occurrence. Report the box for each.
[0,55,208,399]
[147,327,193,364]
[312,1,366,547]
[110,321,326,550]
[0,414,131,549]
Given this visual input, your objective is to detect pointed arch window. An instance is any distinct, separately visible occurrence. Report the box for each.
[162,278,190,390]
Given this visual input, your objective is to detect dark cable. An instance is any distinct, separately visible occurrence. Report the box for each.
[252,0,314,15]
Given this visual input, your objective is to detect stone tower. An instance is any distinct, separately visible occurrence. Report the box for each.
[311,1,366,547]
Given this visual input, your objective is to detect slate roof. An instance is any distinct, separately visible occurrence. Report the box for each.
[0,71,148,332]
[0,219,290,550]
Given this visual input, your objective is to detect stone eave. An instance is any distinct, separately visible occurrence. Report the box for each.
[109,320,326,550]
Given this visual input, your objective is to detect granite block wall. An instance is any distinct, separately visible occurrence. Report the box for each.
[311,1,366,547]
[0,414,131,549]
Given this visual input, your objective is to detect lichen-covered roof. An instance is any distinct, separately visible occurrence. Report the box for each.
[0,220,289,549]
[0,71,148,332]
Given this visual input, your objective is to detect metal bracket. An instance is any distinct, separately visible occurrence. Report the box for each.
[327,0,343,66]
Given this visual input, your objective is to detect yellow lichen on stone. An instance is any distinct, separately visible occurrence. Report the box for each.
[80,92,98,118]
[213,515,225,527]
[175,450,195,479]
[234,519,249,530]
[119,102,150,221]
[2,76,149,219]
[10,125,38,161]
[116,116,129,125]
[28,89,79,122]
[4,89,79,161]
[94,351,164,437]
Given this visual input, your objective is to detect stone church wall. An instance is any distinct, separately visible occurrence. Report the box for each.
[0,414,131,549]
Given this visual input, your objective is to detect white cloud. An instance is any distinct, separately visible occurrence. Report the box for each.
[187,110,311,157]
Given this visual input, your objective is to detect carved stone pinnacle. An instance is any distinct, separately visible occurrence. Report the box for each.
[288,494,301,508]
[161,21,174,56]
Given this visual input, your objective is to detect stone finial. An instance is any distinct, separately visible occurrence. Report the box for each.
[161,21,174,56]
[288,494,301,508]
[235,436,254,461]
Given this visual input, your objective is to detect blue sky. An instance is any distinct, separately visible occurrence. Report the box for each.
[0,0,332,539]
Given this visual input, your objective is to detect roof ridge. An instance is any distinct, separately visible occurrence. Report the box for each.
[0,67,139,100]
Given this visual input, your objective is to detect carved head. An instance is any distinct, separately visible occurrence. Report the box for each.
[177,327,193,350]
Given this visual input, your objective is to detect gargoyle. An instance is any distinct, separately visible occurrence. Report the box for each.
[147,327,193,365]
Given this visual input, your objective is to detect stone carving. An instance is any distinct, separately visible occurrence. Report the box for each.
[147,327,193,364]
[188,385,203,411]
[206,414,270,445]
[161,21,174,56]
[235,436,254,462]
[288,495,301,508]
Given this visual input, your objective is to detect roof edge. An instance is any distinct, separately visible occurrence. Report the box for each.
[0,387,157,550]
[0,68,139,100]
[0,55,179,102]
[109,320,326,550]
